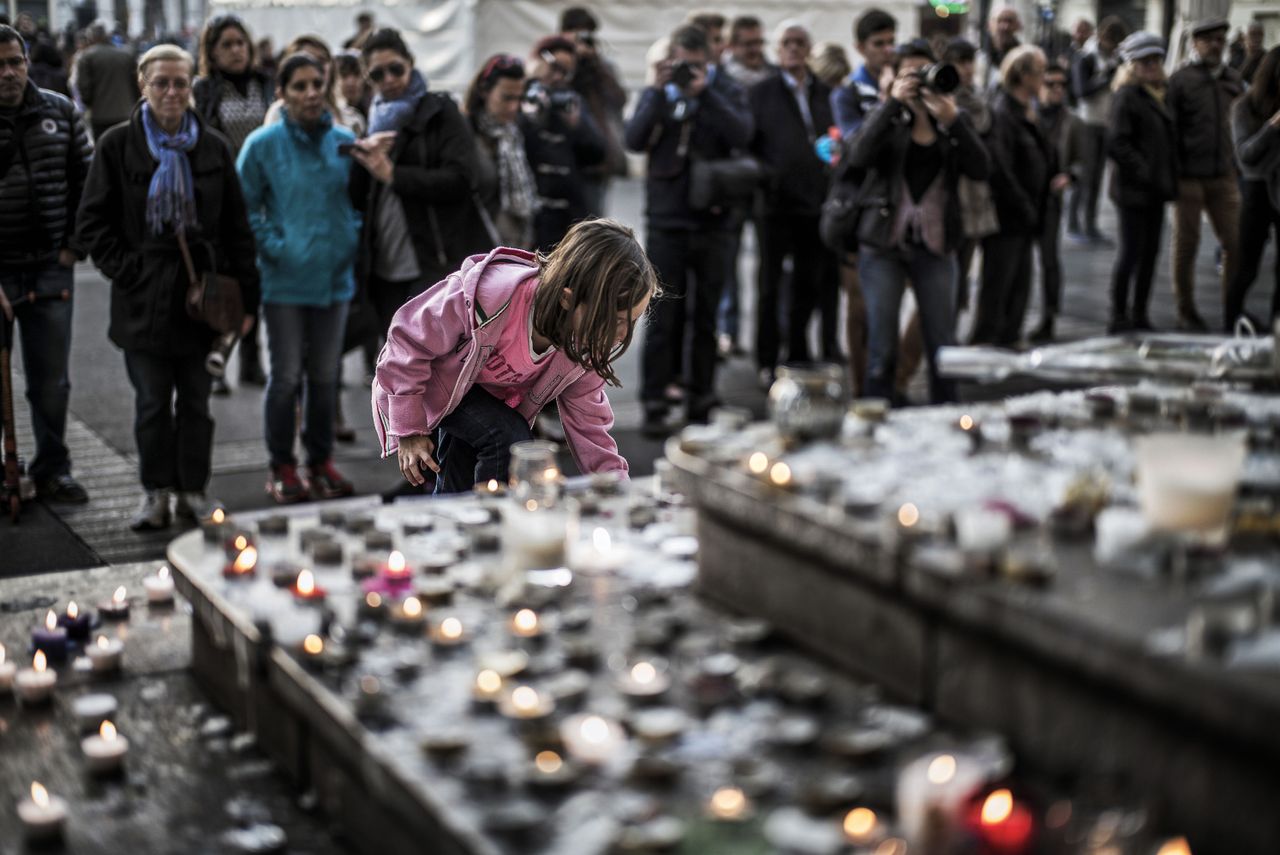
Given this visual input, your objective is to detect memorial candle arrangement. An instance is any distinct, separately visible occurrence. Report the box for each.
[144,565,174,604]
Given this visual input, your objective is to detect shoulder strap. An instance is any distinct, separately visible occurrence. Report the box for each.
[175,229,198,287]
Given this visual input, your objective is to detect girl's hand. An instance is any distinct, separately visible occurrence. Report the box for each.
[397,434,440,486]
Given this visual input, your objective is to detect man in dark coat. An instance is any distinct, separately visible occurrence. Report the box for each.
[749,22,837,376]
[0,25,93,503]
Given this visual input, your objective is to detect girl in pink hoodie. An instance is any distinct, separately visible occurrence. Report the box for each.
[373,219,658,492]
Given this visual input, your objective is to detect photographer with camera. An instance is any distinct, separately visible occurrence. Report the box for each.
[560,8,628,218]
[625,24,753,434]
[971,46,1054,349]
[520,36,606,252]
[842,39,989,406]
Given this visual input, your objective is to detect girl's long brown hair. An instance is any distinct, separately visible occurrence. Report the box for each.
[531,219,659,387]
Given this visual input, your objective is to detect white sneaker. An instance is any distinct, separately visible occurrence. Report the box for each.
[174,492,225,523]
[130,489,173,531]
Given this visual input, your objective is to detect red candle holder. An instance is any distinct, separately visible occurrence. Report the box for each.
[222,546,259,580]
[291,569,328,604]
[966,789,1034,855]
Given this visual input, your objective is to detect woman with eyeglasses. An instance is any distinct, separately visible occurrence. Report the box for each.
[464,54,539,248]
[76,45,259,531]
[192,14,271,393]
[349,28,483,336]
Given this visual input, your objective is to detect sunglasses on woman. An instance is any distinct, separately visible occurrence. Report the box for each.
[368,61,407,83]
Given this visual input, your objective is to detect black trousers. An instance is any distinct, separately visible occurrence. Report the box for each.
[1070,124,1107,235]
[755,212,837,370]
[972,232,1034,347]
[123,349,213,492]
[1110,202,1165,321]
[642,227,730,417]
[1224,179,1280,330]
[1036,196,1063,316]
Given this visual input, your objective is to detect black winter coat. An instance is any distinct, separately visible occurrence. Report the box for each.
[985,89,1054,235]
[748,71,833,217]
[843,98,990,254]
[76,105,260,354]
[350,92,485,286]
[519,90,606,249]
[624,72,754,231]
[1167,63,1244,179]
[0,81,93,268]
[1107,85,1179,208]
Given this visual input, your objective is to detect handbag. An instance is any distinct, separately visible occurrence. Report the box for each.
[177,229,243,335]
[688,155,762,212]
[818,146,868,254]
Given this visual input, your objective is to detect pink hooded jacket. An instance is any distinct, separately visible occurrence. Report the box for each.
[371,247,628,478]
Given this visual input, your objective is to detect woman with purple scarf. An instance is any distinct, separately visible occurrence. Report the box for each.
[77,44,259,531]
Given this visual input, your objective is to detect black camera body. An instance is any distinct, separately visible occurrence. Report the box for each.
[524,80,579,113]
[913,62,961,94]
[671,60,696,90]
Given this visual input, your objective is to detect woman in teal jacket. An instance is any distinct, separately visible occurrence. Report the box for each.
[237,53,360,503]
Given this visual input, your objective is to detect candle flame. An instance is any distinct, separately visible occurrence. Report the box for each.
[543,466,559,481]
[926,754,957,785]
[592,527,611,554]
[31,782,48,807]
[476,670,502,694]
[234,535,248,551]
[511,686,539,711]
[709,786,747,819]
[843,807,877,839]
[100,720,117,741]
[402,596,423,618]
[158,565,170,581]
[45,610,57,631]
[67,601,79,619]
[303,634,324,655]
[959,414,975,431]
[769,461,792,486]
[748,452,769,474]
[487,478,499,492]
[296,569,316,596]
[365,592,382,608]
[873,840,907,855]
[211,508,225,524]
[113,586,126,604]
[33,650,47,672]
[630,661,657,685]
[1156,839,1192,855]
[525,499,538,511]
[97,635,110,650]
[981,789,1014,825]
[898,503,921,528]
[580,715,610,744]
[513,608,538,634]
[234,546,258,573]
[535,750,563,774]
[440,617,463,639]
[388,551,406,573]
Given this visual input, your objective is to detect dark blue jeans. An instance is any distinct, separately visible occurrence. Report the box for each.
[0,262,74,484]
[262,302,348,468]
[123,349,213,491]
[433,386,534,494]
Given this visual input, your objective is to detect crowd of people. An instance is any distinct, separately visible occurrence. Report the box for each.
[1,6,1278,526]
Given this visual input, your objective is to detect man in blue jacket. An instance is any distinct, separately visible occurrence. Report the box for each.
[831,9,896,138]
[625,24,753,435]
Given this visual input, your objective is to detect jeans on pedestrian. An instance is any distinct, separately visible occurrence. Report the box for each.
[755,213,837,370]
[1037,196,1064,316]
[717,213,749,343]
[0,262,73,483]
[1171,175,1240,319]
[641,227,730,418]
[1070,123,1107,235]
[263,301,349,468]
[1223,179,1280,329]
[1111,203,1166,322]
[858,243,957,404]
[973,232,1035,347]
[123,349,213,492]
[433,386,534,494]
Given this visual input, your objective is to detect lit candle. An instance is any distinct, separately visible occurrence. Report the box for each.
[896,752,986,846]
[0,643,15,692]
[359,591,386,620]
[81,719,129,774]
[17,782,67,841]
[707,786,751,822]
[769,461,792,488]
[144,565,175,604]
[429,615,467,647]
[569,527,628,574]
[617,660,671,699]
[842,807,885,846]
[956,414,983,451]
[86,635,123,673]
[58,600,92,641]
[475,649,528,678]
[747,451,769,476]
[472,669,504,705]
[510,608,542,639]
[98,586,130,620]
[383,550,412,584]
[474,478,506,497]
[14,650,56,704]
[503,499,568,572]
[499,685,555,720]
[222,531,255,560]
[223,546,259,580]
[31,609,68,661]
[291,569,327,604]
[1155,838,1192,855]
[967,788,1034,854]
[560,713,626,765]
[389,596,426,632]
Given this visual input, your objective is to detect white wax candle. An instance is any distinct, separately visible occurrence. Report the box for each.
[503,502,568,570]
[568,527,628,574]
[144,565,175,604]
[71,693,118,731]
[17,782,67,840]
[559,713,626,765]
[81,720,129,774]
[14,651,56,704]
[498,685,555,720]
[0,643,15,693]
[617,661,671,698]
[87,636,124,673]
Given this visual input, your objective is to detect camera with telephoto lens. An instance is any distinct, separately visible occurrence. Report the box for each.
[912,62,961,94]
[671,60,696,90]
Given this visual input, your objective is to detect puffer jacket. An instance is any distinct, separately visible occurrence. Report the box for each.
[0,81,93,268]
[76,104,260,354]
[1167,62,1244,179]
[1107,84,1179,207]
